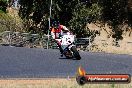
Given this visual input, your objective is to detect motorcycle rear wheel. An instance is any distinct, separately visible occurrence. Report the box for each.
[71,46,81,60]
[65,51,73,58]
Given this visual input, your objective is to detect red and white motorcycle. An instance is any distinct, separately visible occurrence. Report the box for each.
[56,32,81,60]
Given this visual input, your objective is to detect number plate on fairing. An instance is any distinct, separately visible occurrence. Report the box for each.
[61,35,75,45]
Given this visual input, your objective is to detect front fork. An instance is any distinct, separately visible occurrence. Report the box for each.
[68,44,76,56]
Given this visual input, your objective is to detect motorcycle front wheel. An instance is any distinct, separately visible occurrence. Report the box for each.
[71,46,81,60]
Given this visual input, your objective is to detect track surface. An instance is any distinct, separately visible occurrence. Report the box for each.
[0,46,132,78]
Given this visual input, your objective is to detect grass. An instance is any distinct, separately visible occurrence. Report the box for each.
[89,28,132,55]
[0,78,131,88]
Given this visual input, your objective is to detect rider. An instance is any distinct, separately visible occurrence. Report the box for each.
[51,21,69,57]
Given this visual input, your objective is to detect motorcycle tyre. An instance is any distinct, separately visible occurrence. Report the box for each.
[71,46,81,60]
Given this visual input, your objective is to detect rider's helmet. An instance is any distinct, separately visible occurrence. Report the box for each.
[52,21,60,29]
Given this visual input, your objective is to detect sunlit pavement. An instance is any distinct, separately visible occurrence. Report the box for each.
[0,46,131,78]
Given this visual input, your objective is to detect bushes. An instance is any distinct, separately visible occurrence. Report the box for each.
[0,11,13,32]
[0,9,22,32]
[0,0,8,12]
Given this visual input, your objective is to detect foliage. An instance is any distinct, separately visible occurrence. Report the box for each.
[99,0,128,40]
[0,11,12,32]
[127,0,132,26]
[18,0,50,34]
[18,0,79,34]
[0,0,8,12]
[100,0,127,25]
[70,2,102,37]
[0,10,22,32]
[17,0,132,39]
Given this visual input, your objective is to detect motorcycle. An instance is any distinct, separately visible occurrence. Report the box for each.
[56,32,81,60]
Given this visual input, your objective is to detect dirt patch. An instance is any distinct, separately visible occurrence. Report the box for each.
[0,79,132,88]
[86,22,132,55]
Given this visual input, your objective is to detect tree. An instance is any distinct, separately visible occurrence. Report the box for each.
[18,0,81,34]
[0,10,18,32]
[69,2,102,37]
[127,0,132,26]
[0,0,8,12]
[18,0,131,38]
[18,0,49,34]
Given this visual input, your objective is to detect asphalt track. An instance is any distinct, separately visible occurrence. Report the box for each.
[0,46,132,78]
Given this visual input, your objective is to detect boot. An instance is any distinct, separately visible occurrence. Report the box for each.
[60,53,63,57]
[58,45,63,57]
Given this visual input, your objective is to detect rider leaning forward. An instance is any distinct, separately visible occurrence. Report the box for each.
[50,21,69,57]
